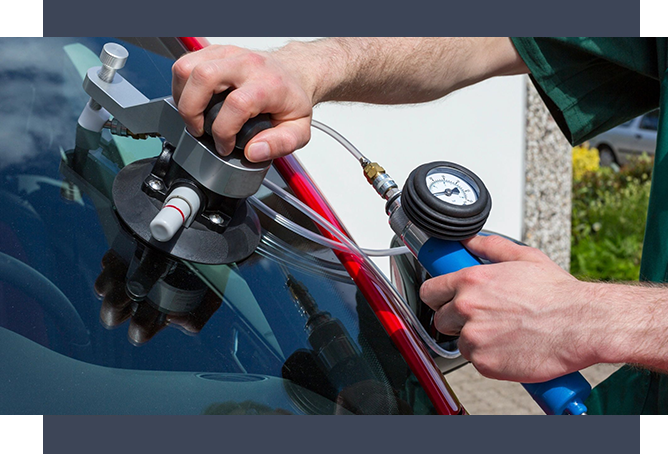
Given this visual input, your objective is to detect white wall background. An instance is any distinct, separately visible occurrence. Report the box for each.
[208,38,526,275]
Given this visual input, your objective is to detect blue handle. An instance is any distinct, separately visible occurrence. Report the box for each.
[417,236,591,415]
[522,376,590,415]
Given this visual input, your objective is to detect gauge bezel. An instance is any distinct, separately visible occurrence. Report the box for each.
[401,161,492,241]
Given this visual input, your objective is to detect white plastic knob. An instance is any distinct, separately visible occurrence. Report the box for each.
[77,101,110,132]
[150,186,201,242]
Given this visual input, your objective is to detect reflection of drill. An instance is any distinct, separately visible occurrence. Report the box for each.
[283,276,403,414]
[286,276,364,389]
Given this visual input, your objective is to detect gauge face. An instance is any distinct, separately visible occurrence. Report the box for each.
[425,167,479,206]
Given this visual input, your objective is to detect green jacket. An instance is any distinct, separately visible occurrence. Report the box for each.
[511,38,668,415]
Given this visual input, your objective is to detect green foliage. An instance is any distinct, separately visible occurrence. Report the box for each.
[571,154,653,281]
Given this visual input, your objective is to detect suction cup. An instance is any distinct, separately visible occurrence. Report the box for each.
[112,158,261,265]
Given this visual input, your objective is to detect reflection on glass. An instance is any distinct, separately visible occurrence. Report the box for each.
[0,38,438,415]
[95,248,222,346]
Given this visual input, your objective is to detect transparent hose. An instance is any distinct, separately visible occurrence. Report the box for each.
[360,246,411,257]
[249,197,410,256]
[311,119,368,163]
[248,196,349,252]
[262,178,460,359]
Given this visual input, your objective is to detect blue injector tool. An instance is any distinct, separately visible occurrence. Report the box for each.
[365,160,591,415]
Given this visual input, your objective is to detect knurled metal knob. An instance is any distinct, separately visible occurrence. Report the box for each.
[98,43,129,83]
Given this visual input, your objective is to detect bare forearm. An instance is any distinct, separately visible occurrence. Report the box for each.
[586,282,668,372]
[275,37,528,106]
[172,37,528,161]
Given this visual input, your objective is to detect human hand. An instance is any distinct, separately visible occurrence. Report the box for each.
[419,235,607,383]
[172,44,315,162]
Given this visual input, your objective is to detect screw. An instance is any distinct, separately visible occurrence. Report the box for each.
[210,214,224,225]
[147,179,164,192]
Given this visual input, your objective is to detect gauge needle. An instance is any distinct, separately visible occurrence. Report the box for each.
[434,188,460,197]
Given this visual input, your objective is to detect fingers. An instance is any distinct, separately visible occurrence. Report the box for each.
[177,59,243,137]
[420,241,523,333]
[173,45,314,160]
[127,304,167,346]
[171,45,244,105]
[419,269,464,309]
[462,234,542,264]
[206,88,312,159]
[421,270,472,336]
[96,250,133,328]
[99,286,132,329]
[208,86,311,159]
[210,84,267,155]
[176,49,269,137]
[433,301,465,336]
[176,49,273,142]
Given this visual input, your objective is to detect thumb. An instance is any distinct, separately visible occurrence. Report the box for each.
[245,117,312,162]
[462,234,536,263]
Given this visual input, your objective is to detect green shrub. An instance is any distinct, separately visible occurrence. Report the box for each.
[570,154,653,281]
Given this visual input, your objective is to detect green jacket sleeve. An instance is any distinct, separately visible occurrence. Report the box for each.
[511,38,662,145]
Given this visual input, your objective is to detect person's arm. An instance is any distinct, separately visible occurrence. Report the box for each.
[419,234,668,383]
[171,38,528,161]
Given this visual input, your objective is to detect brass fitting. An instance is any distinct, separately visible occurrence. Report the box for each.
[363,162,386,184]
[363,161,399,200]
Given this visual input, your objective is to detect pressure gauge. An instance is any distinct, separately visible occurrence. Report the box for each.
[425,167,479,206]
[400,161,492,241]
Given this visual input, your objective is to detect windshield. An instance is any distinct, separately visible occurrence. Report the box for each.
[0,37,438,415]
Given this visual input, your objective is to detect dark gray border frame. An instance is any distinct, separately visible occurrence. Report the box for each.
[44,415,640,453]
[43,0,640,36]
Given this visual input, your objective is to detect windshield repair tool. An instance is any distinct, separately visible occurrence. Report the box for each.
[75,42,590,414]
[363,159,592,415]
[77,43,272,265]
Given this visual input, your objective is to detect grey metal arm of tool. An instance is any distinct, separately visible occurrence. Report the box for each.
[81,62,269,200]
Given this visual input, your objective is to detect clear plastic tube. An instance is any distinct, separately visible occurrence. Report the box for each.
[262,178,460,359]
[248,196,350,253]
[250,195,411,257]
[263,178,360,251]
[361,246,410,256]
[311,119,368,163]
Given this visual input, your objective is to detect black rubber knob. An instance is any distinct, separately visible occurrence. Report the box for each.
[203,91,273,150]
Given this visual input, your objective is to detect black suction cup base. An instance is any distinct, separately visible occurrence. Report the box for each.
[112,158,261,265]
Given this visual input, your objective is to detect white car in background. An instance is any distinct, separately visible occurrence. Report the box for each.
[589,110,658,166]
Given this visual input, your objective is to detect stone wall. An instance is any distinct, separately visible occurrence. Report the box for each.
[523,78,572,270]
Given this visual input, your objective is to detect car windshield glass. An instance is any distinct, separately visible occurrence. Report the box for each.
[0,38,437,415]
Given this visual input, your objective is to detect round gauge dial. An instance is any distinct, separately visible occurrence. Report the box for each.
[425,167,479,206]
[402,161,491,240]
